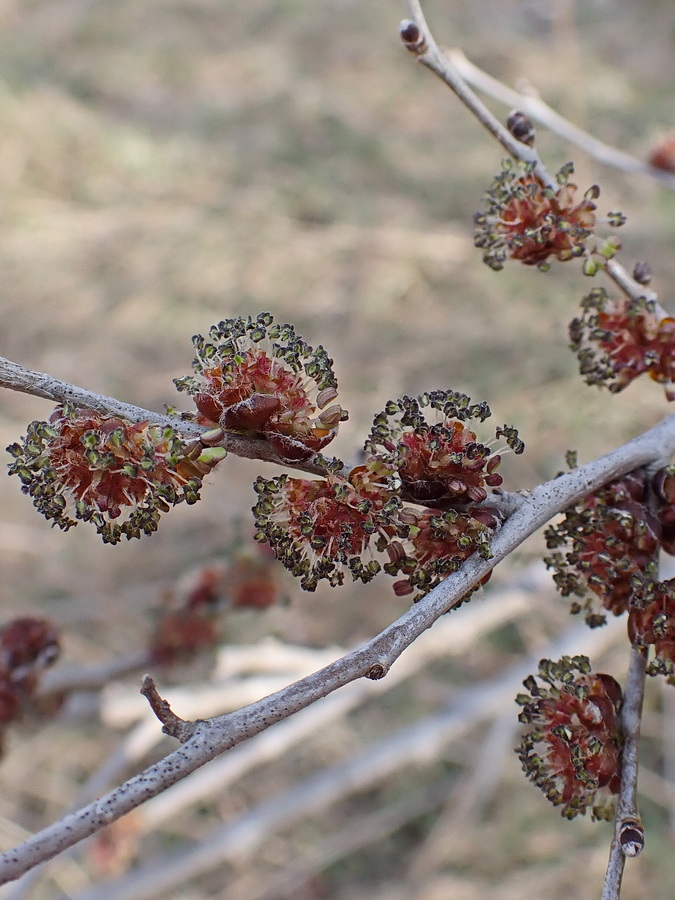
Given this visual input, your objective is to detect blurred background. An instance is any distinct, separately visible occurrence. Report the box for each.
[0,0,675,897]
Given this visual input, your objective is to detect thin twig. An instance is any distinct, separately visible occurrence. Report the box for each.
[601,647,648,900]
[0,413,674,883]
[139,677,192,743]
[400,2,550,184]
[445,48,675,192]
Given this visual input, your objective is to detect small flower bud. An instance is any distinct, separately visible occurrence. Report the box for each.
[632,261,652,285]
[506,110,536,146]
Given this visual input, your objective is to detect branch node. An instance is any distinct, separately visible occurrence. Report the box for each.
[140,675,196,742]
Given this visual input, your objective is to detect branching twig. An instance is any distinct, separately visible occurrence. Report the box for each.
[139,677,193,743]
[0,413,674,883]
[445,48,675,192]
[402,1,668,314]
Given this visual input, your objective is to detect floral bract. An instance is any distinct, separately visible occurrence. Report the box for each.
[545,472,659,627]
[570,288,675,399]
[6,405,219,544]
[174,313,348,462]
[516,656,622,819]
[474,161,599,271]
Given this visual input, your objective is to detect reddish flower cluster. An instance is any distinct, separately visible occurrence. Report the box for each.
[364,390,523,507]
[6,405,222,543]
[174,313,348,462]
[0,617,60,753]
[516,656,622,819]
[253,469,388,591]
[474,161,599,271]
[648,135,675,175]
[149,547,282,666]
[254,392,520,599]
[545,471,660,627]
[383,507,497,599]
[149,564,223,667]
[570,288,675,398]
[628,579,675,677]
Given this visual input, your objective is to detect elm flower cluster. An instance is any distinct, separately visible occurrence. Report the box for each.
[174,313,348,462]
[254,392,521,599]
[6,405,221,544]
[570,288,675,398]
[252,467,392,591]
[628,578,675,678]
[545,472,660,627]
[0,617,60,754]
[474,161,599,271]
[516,656,622,819]
[382,506,498,601]
[364,390,523,508]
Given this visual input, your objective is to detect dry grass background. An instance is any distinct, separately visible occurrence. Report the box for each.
[1,0,675,898]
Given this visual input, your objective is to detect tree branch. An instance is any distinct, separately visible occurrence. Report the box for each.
[0,355,334,477]
[401,1,668,314]
[1,413,674,883]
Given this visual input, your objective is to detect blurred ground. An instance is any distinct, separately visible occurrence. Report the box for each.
[1,0,675,898]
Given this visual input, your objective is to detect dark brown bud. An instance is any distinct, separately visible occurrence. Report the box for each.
[400,20,425,52]
[633,261,652,285]
[506,110,536,147]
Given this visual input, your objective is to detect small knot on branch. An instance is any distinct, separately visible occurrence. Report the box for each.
[400,20,426,54]
[140,675,196,742]
[366,663,388,681]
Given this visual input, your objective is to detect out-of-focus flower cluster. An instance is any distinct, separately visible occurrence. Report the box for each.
[570,288,675,399]
[149,545,282,668]
[0,617,60,753]
[516,656,622,819]
[6,405,222,544]
[254,391,523,599]
[546,467,675,676]
[175,313,348,463]
[474,161,601,271]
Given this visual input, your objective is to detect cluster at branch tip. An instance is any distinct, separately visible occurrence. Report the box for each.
[254,391,522,599]
[474,160,624,272]
[0,617,60,753]
[174,313,348,462]
[6,405,223,544]
[570,287,675,399]
[516,656,622,819]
